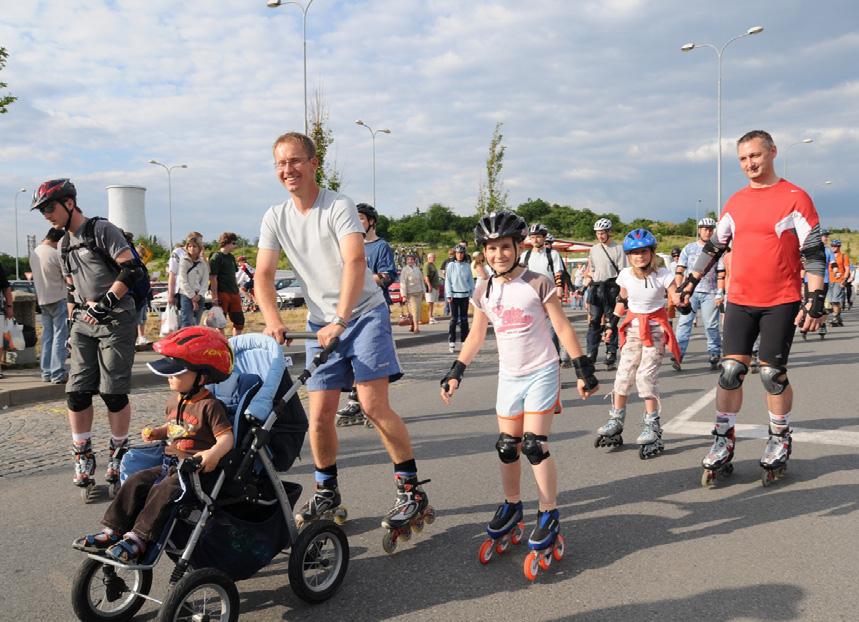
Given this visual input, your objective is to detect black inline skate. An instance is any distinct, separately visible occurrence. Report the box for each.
[709,354,721,372]
[595,408,625,449]
[605,350,617,371]
[104,437,129,499]
[73,439,97,503]
[294,479,348,529]
[335,391,373,428]
[760,427,792,487]
[381,475,434,554]
[523,509,565,581]
[478,501,525,565]
[701,427,735,487]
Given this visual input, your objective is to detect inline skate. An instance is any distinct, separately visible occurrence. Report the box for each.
[73,439,97,503]
[335,392,373,428]
[381,475,434,554]
[818,322,827,340]
[750,351,760,374]
[294,479,348,529]
[701,427,735,487]
[104,437,129,499]
[478,501,525,565]
[637,413,664,459]
[523,509,565,581]
[594,408,625,449]
[709,354,721,372]
[760,427,792,487]
[605,351,617,371]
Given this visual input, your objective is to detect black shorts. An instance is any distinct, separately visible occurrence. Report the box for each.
[723,301,801,366]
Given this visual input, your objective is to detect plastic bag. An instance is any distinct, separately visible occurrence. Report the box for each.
[204,305,227,329]
[160,306,179,336]
[3,318,25,351]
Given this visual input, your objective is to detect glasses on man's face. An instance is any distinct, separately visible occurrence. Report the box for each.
[274,157,308,171]
[38,202,58,215]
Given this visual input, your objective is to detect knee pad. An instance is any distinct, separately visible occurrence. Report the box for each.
[495,433,521,464]
[67,391,93,412]
[101,393,129,412]
[521,432,551,465]
[718,359,748,391]
[228,311,245,328]
[759,365,789,395]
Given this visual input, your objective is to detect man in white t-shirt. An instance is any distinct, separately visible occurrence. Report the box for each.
[255,132,431,536]
[29,227,69,383]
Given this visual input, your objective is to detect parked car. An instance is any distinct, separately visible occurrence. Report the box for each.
[150,282,213,313]
[275,277,305,309]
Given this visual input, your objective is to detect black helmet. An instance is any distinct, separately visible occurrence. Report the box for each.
[31,179,76,212]
[528,222,548,237]
[356,203,378,224]
[671,246,681,257]
[475,211,528,246]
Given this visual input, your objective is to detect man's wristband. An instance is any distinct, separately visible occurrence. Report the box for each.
[332,315,348,329]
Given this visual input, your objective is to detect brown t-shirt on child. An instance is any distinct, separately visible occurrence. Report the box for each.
[162,389,232,457]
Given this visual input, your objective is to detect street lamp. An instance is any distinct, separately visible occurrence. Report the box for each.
[681,25,764,213]
[355,120,391,208]
[810,179,832,202]
[148,161,188,249]
[13,187,27,280]
[696,198,702,223]
[783,138,814,179]
[267,0,316,135]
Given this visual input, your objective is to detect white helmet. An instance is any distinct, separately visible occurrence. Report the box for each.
[593,218,613,232]
[697,217,717,228]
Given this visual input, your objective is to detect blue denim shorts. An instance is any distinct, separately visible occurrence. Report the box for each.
[305,303,403,391]
[496,362,561,419]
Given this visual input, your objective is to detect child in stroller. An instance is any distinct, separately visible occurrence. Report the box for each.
[71,328,349,622]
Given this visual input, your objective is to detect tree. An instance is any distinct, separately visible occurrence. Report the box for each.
[309,85,342,191]
[1,47,16,114]
[477,122,508,215]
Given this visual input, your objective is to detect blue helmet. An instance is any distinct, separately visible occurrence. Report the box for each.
[622,228,657,253]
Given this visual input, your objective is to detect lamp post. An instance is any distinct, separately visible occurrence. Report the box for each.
[783,138,814,179]
[13,187,27,280]
[355,120,391,208]
[148,161,188,249]
[267,0,316,135]
[810,180,832,203]
[696,198,702,223]
[681,25,764,213]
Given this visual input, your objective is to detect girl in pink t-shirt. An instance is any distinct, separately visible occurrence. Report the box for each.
[439,211,598,581]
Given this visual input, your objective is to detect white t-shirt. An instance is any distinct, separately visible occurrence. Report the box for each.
[524,247,563,279]
[30,243,66,305]
[258,188,385,324]
[471,270,558,376]
[616,266,674,314]
[167,247,187,297]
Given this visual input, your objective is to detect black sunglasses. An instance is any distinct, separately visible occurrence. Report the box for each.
[38,202,59,215]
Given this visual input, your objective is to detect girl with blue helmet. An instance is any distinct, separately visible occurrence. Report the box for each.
[595,228,682,459]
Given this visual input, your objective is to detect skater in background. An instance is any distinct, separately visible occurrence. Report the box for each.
[444,244,474,354]
[595,229,681,459]
[439,211,598,580]
[399,252,425,333]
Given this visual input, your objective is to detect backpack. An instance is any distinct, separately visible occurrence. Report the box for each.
[61,217,152,312]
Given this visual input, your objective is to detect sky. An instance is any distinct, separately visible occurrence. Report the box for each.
[1,0,857,257]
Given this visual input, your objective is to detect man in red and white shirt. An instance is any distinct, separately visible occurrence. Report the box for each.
[674,130,826,485]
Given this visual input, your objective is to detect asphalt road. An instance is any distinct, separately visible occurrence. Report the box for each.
[1,310,858,621]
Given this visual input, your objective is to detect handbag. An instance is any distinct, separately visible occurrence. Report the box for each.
[160,306,179,336]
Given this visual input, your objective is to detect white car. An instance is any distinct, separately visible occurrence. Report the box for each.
[275,277,305,309]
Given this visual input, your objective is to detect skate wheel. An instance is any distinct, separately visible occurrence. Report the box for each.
[478,539,494,565]
[819,334,825,340]
[593,437,601,448]
[553,535,565,561]
[399,526,412,542]
[761,469,775,487]
[617,436,624,447]
[510,522,524,545]
[495,535,510,555]
[333,507,348,525]
[335,419,344,427]
[722,463,734,477]
[107,481,119,499]
[639,446,647,460]
[523,551,540,581]
[364,419,374,429]
[411,517,424,534]
[538,549,553,571]
[423,506,436,525]
[382,531,398,554]
[701,469,716,488]
[294,514,305,530]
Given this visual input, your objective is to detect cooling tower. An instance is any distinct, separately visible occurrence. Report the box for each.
[106,185,147,238]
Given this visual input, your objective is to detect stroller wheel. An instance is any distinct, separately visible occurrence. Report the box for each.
[71,558,152,622]
[288,519,350,604]
[157,567,238,622]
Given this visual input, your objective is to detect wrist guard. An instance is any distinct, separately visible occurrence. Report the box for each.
[554,273,563,288]
[678,274,699,308]
[100,291,121,309]
[572,356,599,392]
[607,312,620,333]
[616,295,628,309]
[441,360,467,391]
[86,303,112,324]
[804,288,826,318]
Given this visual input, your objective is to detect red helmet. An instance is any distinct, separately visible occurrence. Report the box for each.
[150,327,233,383]
[31,179,77,212]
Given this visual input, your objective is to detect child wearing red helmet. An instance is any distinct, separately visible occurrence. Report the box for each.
[73,327,234,563]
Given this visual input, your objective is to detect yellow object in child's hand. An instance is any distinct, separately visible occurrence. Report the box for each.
[142,426,153,440]
[167,423,188,440]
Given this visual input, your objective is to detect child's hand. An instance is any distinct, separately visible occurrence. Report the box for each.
[142,425,165,442]
[440,379,459,405]
[194,448,220,473]
[576,378,598,400]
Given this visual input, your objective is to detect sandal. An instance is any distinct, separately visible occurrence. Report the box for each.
[105,537,143,563]
[73,531,120,553]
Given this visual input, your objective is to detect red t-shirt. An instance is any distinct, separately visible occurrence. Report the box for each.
[716,179,819,307]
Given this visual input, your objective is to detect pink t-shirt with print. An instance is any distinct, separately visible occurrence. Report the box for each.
[471,270,558,377]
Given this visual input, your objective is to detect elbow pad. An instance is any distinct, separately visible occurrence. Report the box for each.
[117,260,145,288]
[691,239,727,277]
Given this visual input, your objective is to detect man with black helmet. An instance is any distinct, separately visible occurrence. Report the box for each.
[584,218,627,370]
[31,178,144,500]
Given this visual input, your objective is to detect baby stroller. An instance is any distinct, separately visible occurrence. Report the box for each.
[71,333,348,622]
